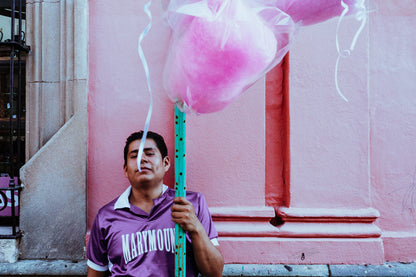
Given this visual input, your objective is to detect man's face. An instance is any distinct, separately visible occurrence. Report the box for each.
[123,138,170,188]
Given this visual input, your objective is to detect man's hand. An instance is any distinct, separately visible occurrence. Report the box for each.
[171,197,203,234]
[171,196,224,277]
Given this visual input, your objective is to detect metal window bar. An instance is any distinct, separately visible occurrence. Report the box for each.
[0,0,30,239]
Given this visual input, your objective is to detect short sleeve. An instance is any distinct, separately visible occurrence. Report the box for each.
[86,211,109,271]
[196,193,219,241]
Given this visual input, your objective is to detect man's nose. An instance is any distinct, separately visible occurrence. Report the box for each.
[140,155,148,163]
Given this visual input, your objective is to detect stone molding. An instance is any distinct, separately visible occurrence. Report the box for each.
[0,260,414,276]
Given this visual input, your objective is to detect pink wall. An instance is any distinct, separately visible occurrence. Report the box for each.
[88,0,269,225]
[285,0,416,263]
[88,0,174,226]
[289,19,370,209]
[88,0,416,264]
[369,1,416,262]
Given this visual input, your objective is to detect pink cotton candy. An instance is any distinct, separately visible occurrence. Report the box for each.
[274,0,363,26]
[163,0,364,114]
[163,0,295,113]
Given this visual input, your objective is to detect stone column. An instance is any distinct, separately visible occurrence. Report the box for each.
[19,0,88,260]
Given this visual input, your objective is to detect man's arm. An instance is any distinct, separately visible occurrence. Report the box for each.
[172,197,224,277]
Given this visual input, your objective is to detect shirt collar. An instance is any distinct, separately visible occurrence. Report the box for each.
[114,184,169,210]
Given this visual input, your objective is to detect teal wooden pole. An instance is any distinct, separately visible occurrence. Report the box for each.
[174,105,186,277]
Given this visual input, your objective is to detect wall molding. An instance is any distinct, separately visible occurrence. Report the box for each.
[276,207,381,238]
[210,206,278,237]
[210,206,381,238]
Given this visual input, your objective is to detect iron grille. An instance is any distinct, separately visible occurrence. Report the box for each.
[0,0,30,238]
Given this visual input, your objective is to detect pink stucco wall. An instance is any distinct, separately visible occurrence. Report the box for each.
[88,0,174,226]
[369,1,416,261]
[88,0,416,264]
[88,0,268,225]
[287,0,416,263]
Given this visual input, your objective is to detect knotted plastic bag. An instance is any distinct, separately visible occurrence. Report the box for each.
[162,0,365,113]
[273,0,363,26]
[163,0,296,114]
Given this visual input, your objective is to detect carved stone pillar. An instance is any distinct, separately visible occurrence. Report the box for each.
[19,0,88,260]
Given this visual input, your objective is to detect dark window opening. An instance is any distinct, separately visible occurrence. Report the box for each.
[0,0,29,238]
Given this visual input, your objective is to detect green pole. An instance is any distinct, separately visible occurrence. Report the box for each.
[174,105,186,277]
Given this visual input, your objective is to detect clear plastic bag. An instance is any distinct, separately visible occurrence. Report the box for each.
[163,0,296,113]
[273,0,362,26]
[162,0,363,113]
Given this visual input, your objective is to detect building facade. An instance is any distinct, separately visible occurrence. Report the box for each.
[0,0,415,271]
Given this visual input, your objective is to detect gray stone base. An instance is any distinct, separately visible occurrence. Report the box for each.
[224,264,329,276]
[0,261,415,276]
[0,239,18,263]
[0,260,87,276]
[224,263,416,276]
[330,263,416,277]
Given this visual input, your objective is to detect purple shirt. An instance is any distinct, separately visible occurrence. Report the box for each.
[87,185,218,277]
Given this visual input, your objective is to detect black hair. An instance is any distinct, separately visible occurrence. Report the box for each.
[123,131,168,165]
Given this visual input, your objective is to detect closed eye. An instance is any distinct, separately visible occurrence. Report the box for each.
[129,150,139,159]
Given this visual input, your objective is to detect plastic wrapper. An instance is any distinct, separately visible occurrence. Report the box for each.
[162,0,364,114]
[273,0,363,26]
[163,0,296,113]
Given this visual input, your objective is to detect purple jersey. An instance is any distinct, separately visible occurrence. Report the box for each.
[87,185,218,277]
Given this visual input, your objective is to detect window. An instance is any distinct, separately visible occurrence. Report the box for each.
[0,0,29,238]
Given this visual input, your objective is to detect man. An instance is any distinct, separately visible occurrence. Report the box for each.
[87,131,224,277]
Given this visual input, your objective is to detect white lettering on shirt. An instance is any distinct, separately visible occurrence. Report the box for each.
[136,232,143,256]
[163,228,173,253]
[122,234,132,264]
[170,228,175,254]
[121,228,176,264]
[131,233,138,259]
[142,230,148,253]
[157,229,164,251]
[148,230,157,252]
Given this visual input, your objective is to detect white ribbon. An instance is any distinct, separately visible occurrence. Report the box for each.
[335,0,367,102]
[137,0,153,172]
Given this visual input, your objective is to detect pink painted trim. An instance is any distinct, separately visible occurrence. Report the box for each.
[210,206,275,221]
[277,207,380,223]
[265,54,291,207]
[218,238,384,264]
[277,222,381,238]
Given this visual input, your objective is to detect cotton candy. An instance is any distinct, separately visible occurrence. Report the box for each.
[163,0,295,113]
[274,0,363,26]
[162,0,365,114]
